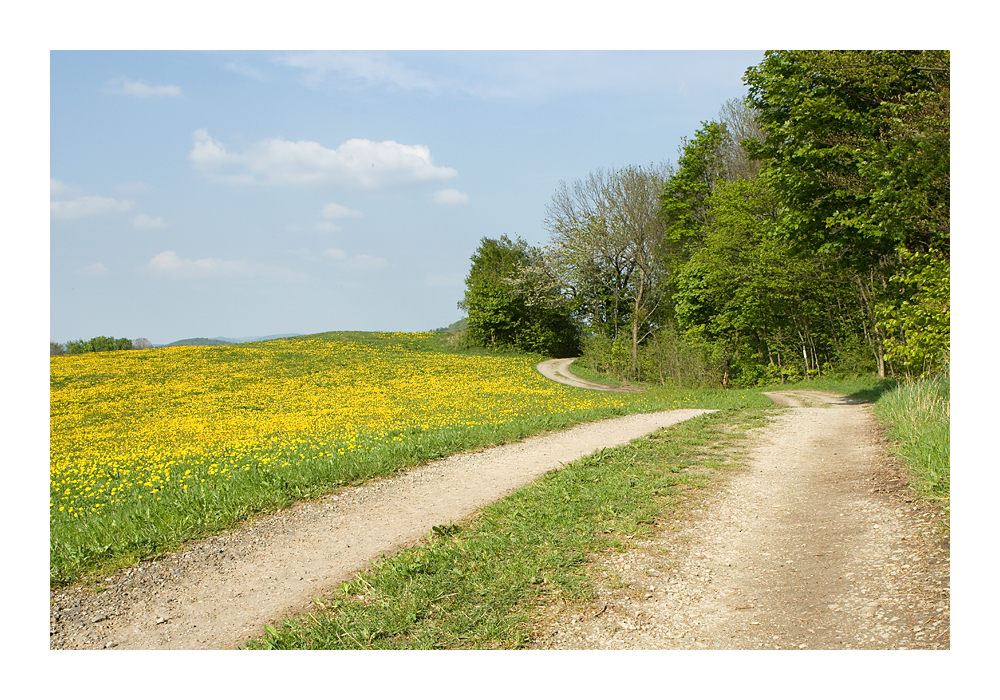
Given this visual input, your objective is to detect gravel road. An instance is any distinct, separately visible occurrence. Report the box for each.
[50,409,712,650]
[530,390,950,649]
[535,358,641,392]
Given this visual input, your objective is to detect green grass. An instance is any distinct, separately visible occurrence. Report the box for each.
[567,359,625,387]
[244,406,774,649]
[873,373,950,502]
[50,330,771,590]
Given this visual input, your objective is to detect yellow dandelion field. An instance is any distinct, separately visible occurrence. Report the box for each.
[50,333,629,521]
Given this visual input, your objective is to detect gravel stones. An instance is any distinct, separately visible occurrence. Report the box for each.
[530,392,949,650]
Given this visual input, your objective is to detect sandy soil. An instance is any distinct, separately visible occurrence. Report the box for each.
[530,390,950,649]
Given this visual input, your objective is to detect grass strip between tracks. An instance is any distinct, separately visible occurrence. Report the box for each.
[244,406,774,650]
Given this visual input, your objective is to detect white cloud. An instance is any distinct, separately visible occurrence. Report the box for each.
[117,180,152,194]
[146,250,301,281]
[323,248,388,270]
[51,195,135,219]
[426,272,465,288]
[323,248,347,261]
[322,202,362,219]
[350,254,389,270]
[50,178,73,198]
[315,221,341,232]
[133,214,167,229]
[78,263,108,276]
[224,61,269,82]
[189,129,457,188]
[119,80,182,98]
[433,188,470,205]
[51,179,136,219]
[274,52,440,92]
[189,130,237,169]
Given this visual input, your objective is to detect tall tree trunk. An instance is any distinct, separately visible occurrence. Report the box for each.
[654,332,665,385]
[853,273,887,378]
[631,269,646,377]
[795,324,810,380]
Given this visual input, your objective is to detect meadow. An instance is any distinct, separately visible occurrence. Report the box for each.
[247,372,950,650]
[50,331,757,586]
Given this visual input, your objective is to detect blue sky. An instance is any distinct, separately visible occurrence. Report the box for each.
[50,50,765,345]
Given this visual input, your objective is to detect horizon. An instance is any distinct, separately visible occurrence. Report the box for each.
[54,324,470,349]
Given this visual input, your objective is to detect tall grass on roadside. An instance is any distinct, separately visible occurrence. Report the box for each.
[246,407,773,650]
[873,372,950,501]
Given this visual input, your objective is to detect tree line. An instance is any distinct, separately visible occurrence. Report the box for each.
[461,50,949,387]
[51,336,153,356]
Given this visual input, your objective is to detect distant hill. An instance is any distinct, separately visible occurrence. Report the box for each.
[160,329,479,347]
[430,318,468,333]
[164,337,234,347]
[212,333,305,344]
[162,333,305,347]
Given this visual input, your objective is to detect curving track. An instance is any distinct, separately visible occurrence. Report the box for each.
[536,358,641,392]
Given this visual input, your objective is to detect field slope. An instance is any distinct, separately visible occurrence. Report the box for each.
[50,331,752,586]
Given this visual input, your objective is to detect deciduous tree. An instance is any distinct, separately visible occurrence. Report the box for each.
[743,50,950,375]
[544,164,671,373]
[64,336,134,354]
[459,235,579,357]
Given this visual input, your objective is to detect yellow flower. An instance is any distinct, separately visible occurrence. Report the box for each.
[50,333,634,519]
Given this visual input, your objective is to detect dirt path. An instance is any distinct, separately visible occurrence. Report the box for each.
[49,409,712,650]
[531,390,950,649]
[536,358,640,392]
[51,390,949,651]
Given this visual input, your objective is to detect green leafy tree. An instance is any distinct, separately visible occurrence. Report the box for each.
[743,50,950,375]
[459,235,580,357]
[745,49,948,261]
[878,248,950,376]
[660,121,728,255]
[673,178,844,385]
[64,339,91,354]
[544,164,671,373]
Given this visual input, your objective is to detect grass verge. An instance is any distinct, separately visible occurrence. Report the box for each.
[872,373,950,503]
[567,359,625,387]
[244,406,774,649]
